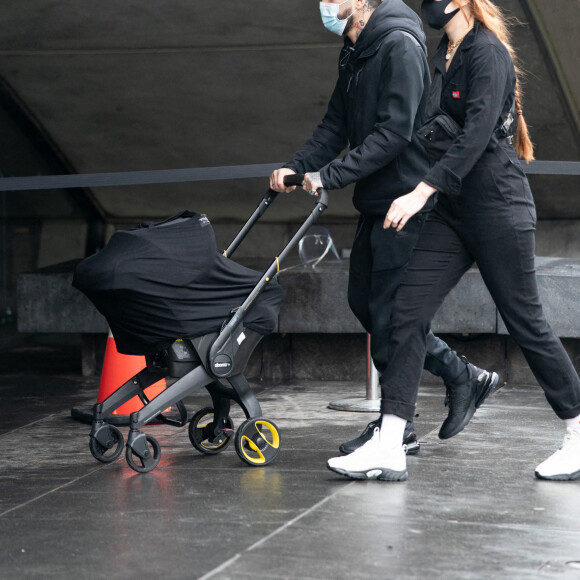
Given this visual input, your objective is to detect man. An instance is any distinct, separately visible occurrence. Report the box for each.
[270,0,498,454]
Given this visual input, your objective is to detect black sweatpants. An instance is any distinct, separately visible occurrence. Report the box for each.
[381,151,580,421]
[348,212,468,393]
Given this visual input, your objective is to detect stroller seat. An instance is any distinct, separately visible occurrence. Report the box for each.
[75,210,283,473]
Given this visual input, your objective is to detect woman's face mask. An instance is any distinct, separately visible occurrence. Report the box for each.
[421,0,460,30]
[320,0,356,36]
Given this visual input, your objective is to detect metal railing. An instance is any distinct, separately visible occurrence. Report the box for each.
[3,159,579,413]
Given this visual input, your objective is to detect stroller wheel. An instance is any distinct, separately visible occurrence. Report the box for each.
[89,424,124,464]
[125,433,161,473]
[188,407,234,455]
[235,418,281,466]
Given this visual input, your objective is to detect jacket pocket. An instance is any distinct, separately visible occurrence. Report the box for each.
[442,82,467,119]
[490,169,537,227]
[370,214,425,272]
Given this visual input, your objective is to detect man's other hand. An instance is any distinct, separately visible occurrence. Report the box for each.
[270,168,298,193]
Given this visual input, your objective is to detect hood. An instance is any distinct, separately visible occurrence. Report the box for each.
[350,0,426,57]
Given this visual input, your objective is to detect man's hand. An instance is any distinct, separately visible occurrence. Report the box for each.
[303,172,323,197]
[270,168,298,193]
[383,182,436,231]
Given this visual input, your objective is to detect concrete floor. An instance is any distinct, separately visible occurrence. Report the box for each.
[2,337,580,579]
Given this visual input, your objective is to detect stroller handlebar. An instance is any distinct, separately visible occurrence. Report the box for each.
[283,174,329,208]
[210,175,330,367]
[282,174,305,187]
[224,176,328,260]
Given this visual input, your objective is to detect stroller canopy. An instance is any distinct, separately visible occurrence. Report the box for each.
[73,211,283,355]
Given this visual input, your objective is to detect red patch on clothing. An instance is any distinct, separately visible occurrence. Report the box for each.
[452,91,461,99]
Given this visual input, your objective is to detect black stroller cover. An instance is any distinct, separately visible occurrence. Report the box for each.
[73,211,283,355]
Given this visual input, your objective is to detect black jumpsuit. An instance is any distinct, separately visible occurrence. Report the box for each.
[379,23,580,422]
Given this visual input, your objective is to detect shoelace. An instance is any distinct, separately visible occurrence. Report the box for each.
[443,359,486,408]
[443,376,477,408]
[443,388,452,408]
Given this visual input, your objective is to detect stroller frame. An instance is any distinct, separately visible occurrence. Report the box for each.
[89,176,328,473]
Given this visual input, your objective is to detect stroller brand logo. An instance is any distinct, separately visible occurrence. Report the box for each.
[199,215,211,228]
[214,362,231,368]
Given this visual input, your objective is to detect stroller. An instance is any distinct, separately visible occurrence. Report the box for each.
[73,175,328,473]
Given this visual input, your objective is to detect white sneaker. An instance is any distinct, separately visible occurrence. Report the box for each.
[535,429,580,481]
[327,428,407,481]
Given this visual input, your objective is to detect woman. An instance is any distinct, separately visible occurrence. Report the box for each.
[324,0,580,482]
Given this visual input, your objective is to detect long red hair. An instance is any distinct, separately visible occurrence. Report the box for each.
[462,0,535,161]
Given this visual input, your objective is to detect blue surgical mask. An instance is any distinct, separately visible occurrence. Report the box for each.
[320,0,356,36]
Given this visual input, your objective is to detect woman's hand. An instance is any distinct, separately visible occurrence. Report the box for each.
[384,182,437,231]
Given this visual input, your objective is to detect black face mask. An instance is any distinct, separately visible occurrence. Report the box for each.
[421,0,460,30]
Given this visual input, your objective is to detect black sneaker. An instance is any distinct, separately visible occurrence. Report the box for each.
[339,417,420,456]
[438,360,499,440]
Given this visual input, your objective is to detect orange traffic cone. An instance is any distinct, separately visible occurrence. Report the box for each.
[96,331,167,416]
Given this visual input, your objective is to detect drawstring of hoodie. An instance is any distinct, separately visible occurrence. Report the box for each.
[347,68,364,92]
[341,46,365,93]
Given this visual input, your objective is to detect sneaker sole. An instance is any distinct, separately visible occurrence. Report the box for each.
[438,403,476,440]
[327,464,408,482]
[534,469,580,481]
[339,443,359,455]
[404,441,420,456]
[475,371,500,408]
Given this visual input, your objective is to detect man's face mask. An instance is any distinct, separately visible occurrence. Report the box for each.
[421,0,460,30]
[320,0,356,36]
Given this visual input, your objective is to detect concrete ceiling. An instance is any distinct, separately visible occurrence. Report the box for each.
[0,0,578,222]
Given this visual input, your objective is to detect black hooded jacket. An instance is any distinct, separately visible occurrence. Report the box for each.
[285,0,432,215]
